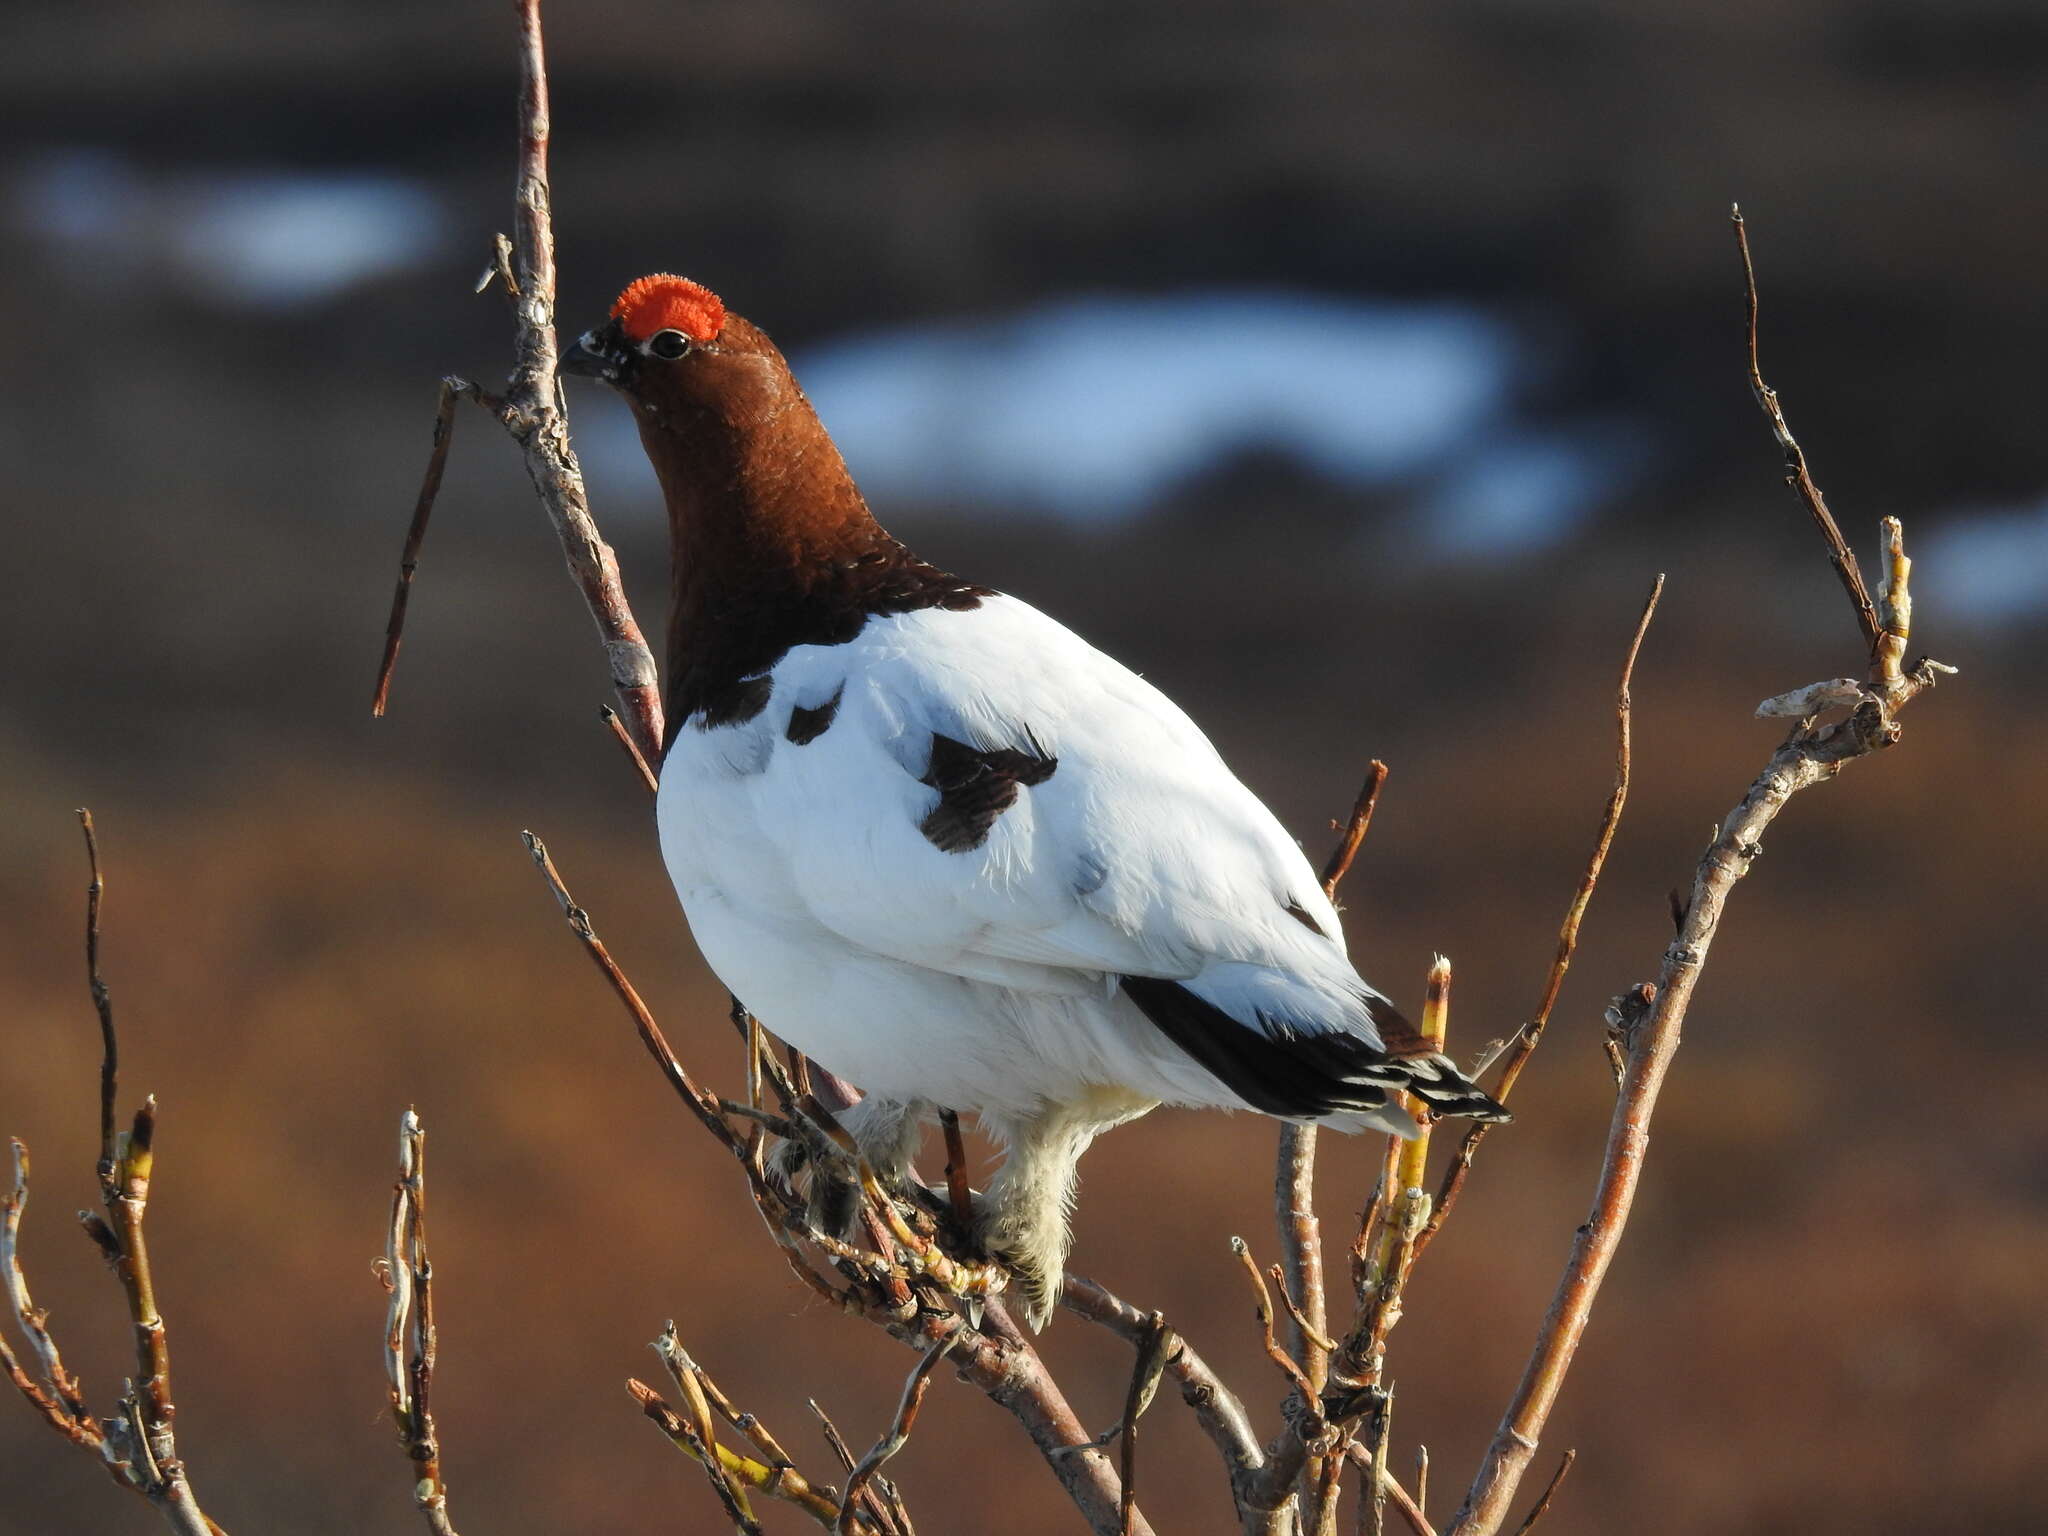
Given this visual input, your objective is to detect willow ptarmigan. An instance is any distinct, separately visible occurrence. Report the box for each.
[564,274,1508,1327]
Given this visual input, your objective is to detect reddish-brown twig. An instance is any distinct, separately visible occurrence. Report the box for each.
[524,821,1150,1533]
[77,809,119,1201]
[602,705,661,795]
[1115,1312,1172,1536]
[2,817,224,1536]
[372,376,471,716]
[1439,221,1955,1532]
[1507,1449,1574,1536]
[1320,760,1390,901]
[835,1332,955,1535]
[1273,756,1387,1528]
[375,0,665,760]
[938,1108,975,1230]
[1417,575,1661,1256]
[522,832,741,1155]
[1061,1274,1275,1525]
[1731,205,1881,655]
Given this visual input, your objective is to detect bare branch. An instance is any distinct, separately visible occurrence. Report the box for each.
[601,705,661,795]
[1507,1450,1574,1536]
[385,1111,461,1536]
[1267,756,1387,1531]
[1443,546,1948,1536]
[372,377,474,717]
[1344,1444,1438,1536]
[1115,1313,1172,1536]
[1419,574,1661,1256]
[836,1332,954,1535]
[1320,759,1390,902]
[522,831,741,1154]
[1731,205,1882,654]
[631,1376,848,1530]
[76,809,120,1202]
[4,1142,90,1432]
[375,0,664,758]
[1062,1274,1277,1527]
[3,817,224,1535]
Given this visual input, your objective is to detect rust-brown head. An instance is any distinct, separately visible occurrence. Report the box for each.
[562,274,797,429]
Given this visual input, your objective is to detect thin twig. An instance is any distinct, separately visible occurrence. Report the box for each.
[372,377,470,716]
[602,705,661,794]
[1343,1444,1438,1536]
[632,1379,849,1529]
[378,0,665,756]
[1272,756,1386,1532]
[522,832,740,1154]
[77,810,119,1201]
[386,1111,461,1536]
[1320,760,1390,901]
[938,1110,974,1231]
[1731,205,1881,654]
[1062,1274,1276,1527]
[1507,1450,1574,1536]
[4,1142,88,1426]
[1443,587,1949,1532]
[1419,574,1661,1257]
[836,1332,954,1535]
[1116,1313,1172,1536]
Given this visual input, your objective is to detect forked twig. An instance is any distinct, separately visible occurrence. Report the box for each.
[2,815,224,1536]
[1439,213,1954,1536]
[372,0,665,760]
[835,1332,955,1535]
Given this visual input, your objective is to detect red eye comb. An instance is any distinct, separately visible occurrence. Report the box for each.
[611,274,726,343]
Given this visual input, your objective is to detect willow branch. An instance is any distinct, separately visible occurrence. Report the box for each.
[1731,205,1881,654]
[373,0,664,757]
[1062,1273,1277,1526]
[3,816,224,1536]
[1443,593,1950,1534]
[1418,575,1661,1255]
[526,831,1149,1535]
[385,1111,461,1536]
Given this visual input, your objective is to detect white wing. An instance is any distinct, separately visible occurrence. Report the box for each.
[734,596,1348,991]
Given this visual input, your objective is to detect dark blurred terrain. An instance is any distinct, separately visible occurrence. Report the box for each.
[2,4,2044,1533]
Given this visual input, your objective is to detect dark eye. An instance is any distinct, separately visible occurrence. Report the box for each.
[648,329,690,360]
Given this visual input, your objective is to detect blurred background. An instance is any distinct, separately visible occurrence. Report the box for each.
[3,2,2044,1531]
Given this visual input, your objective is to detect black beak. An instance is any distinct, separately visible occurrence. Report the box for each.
[560,329,621,381]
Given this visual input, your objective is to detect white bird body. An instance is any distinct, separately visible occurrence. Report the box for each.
[568,273,1506,1324]
[656,594,1382,1122]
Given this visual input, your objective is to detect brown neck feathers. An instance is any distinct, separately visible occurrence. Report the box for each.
[619,314,987,740]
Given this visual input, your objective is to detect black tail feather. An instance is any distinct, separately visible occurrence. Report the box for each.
[1120,975,1510,1124]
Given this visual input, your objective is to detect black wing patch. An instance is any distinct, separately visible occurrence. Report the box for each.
[1119,976,1510,1123]
[693,674,773,730]
[786,683,844,746]
[918,732,1057,853]
[1283,900,1328,938]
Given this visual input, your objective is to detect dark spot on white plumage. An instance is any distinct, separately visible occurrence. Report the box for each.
[1283,900,1328,938]
[693,673,773,729]
[917,732,1057,853]
[1073,851,1110,897]
[786,682,844,745]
